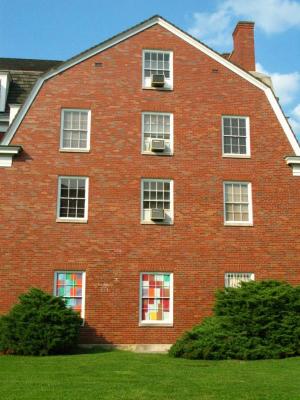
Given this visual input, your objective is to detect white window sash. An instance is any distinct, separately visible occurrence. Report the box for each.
[142,50,173,90]
[141,112,174,154]
[57,176,89,222]
[222,116,250,157]
[60,109,91,151]
[141,178,174,224]
[223,182,253,226]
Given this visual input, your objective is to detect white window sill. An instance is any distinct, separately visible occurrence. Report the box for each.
[59,148,90,153]
[222,154,251,159]
[56,218,88,224]
[142,86,173,91]
[139,322,173,327]
[142,151,173,156]
[141,220,174,225]
[224,222,253,227]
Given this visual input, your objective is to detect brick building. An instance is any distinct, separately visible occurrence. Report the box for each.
[0,16,299,351]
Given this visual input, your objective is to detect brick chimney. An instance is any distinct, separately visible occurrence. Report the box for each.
[229,21,255,71]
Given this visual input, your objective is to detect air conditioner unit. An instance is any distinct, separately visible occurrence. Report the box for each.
[151,74,165,88]
[151,208,165,221]
[151,139,165,152]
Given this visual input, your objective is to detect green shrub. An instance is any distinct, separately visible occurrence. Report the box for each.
[0,288,82,355]
[169,280,300,360]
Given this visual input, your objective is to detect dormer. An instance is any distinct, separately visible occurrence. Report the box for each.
[0,72,11,112]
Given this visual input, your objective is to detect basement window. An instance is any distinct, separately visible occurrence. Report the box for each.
[225,272,255,288]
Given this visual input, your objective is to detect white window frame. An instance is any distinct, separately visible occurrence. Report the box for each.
[141,178,174,224]
[60,109,91,152]
[142,50,173,90]
[56,176,89,223]
[225,272,255,288]
[53,271,86,320]
[223,181,253,226]
[139,272,173,326]
[0,73,10,113]
[141,112,174,155]
[222,116,250,158]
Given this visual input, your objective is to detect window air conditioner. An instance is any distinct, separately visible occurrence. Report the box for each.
[151,138,165,152]
[151,208,165,221]
[151,74,165,88]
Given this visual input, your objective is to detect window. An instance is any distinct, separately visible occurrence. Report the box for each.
[222,116,250,157]
[143,50,173,89]
[54,271,86,318]
[141,179,173,224]
[225,272,255,288]
[57,177,89,222]
[142,112,173,154]
[140,273,173,325]
[224,182,253,225]
[60,109,91,151]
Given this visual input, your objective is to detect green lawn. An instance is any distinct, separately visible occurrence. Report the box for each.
[0,350,299,400]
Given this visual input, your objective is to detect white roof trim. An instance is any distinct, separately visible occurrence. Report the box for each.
[2,16,300,155]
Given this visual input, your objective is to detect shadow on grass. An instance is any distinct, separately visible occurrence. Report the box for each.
[72,345,115,355]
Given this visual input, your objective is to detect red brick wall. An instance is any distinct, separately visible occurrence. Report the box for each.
[0,24,299,344]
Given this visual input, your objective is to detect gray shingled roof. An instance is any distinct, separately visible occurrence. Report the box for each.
[0,58,62,114]
[0,58,62,72]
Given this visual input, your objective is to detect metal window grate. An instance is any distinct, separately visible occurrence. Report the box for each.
[225,272,254,288]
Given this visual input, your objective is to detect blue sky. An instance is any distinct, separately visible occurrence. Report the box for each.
[1,0,300,138]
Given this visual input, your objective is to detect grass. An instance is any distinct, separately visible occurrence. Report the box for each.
[0,349,299,400]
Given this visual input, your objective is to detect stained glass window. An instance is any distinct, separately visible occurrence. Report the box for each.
[141,273,173,323]
[55,272,85,317]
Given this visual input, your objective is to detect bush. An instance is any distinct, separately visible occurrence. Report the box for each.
[0,288,82,355]
[169,280,300,360]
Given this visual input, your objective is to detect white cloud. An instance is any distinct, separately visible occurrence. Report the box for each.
[290,104,300,137]
[188,9,232,47]
[188,0,300,49]
[256,62,300,105]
